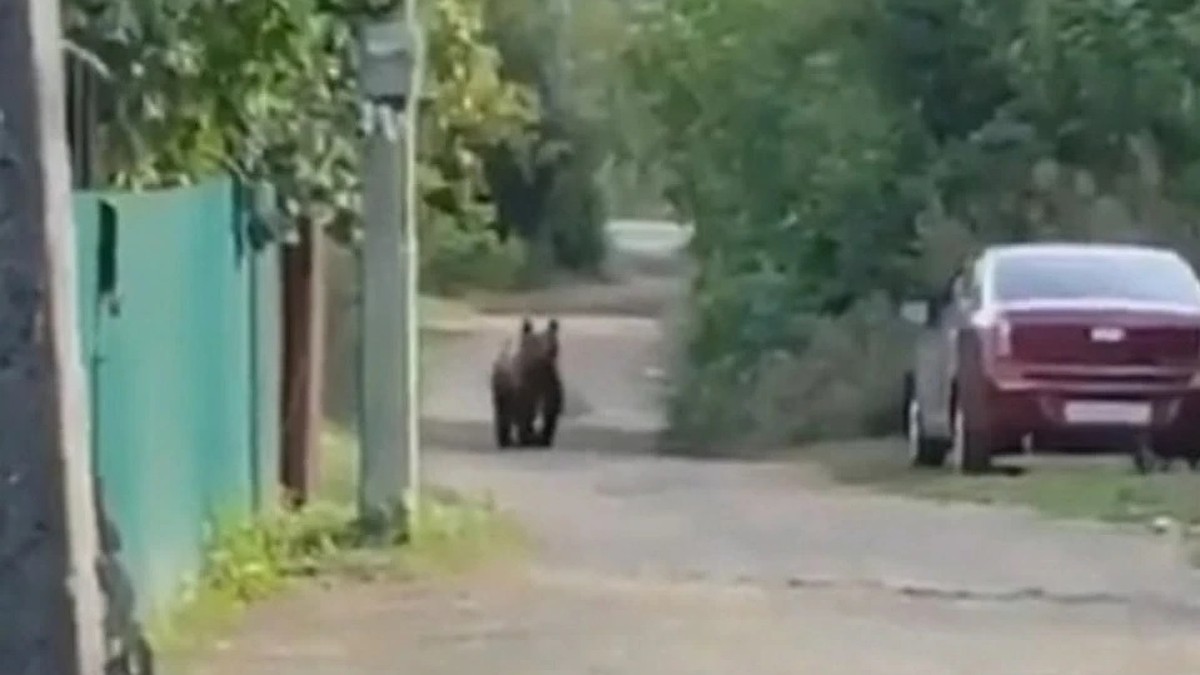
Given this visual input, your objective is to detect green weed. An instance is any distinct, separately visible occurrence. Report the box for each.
[147,503,351,655]
[149,487,525,665]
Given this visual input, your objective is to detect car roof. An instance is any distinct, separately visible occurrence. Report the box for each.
[984,242,1182,262]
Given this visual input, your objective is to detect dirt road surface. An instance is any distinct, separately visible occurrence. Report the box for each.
[195,222,1200,674]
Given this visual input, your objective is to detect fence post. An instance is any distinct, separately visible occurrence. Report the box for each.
[281,220,326,507]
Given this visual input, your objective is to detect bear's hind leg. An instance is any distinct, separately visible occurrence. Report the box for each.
[514,395,537,446]
[537,412,559,448]
[516,416,537,446]
[537,375,564,448]
[492,391,514,449]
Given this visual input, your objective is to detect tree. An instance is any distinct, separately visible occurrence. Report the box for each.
[481,0,640,273]
[63,0,540,290]
[626,0,1200,447]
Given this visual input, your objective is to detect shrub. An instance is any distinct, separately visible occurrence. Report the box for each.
[421,222,529,295]
[666,294,914,454]
[540,143,609,272]
[745,295,914,444]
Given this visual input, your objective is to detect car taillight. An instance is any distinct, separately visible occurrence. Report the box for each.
[1193,330,1200,384]
[995,319,1013,358]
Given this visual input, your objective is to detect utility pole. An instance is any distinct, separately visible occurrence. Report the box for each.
[356,0,424,544]
[401,0,422,537]
[0,0,106,673]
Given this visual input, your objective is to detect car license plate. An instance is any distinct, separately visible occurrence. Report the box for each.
[1063,400,1151,426]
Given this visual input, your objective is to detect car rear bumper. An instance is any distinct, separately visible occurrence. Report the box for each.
[972,374,1200,451]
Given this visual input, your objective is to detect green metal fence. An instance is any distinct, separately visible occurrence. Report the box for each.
[72,175,281,617]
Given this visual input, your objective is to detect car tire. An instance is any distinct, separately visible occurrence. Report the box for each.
[1130,438,1166,475]
[951,399,992,475]
[1186,447,1200,472]
[907,394,948,468]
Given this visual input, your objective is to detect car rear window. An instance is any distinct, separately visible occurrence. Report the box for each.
[992,249,1200,306]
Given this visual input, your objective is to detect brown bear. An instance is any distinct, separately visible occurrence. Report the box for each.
[490,317,563,448]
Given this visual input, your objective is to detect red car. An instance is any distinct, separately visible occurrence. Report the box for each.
[903,243,1200,474]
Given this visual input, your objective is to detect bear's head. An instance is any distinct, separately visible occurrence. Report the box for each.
[515,316,559,371]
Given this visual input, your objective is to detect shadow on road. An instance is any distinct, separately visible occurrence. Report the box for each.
[422,418,663,456]
[908,462,1028,478]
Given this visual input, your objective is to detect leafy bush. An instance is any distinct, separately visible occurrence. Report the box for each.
[198,504,352,603]
[667,295,914,452]
[421,222,529,295]
[482,0,629,274]
[538,130,610,271]
[67,0,547,293]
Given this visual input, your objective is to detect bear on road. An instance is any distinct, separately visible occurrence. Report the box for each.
[490,317,563,449]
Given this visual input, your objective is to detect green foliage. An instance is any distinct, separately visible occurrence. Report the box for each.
[419,0,539,290]
[668,295,914,452]
[420,221,527,294]
[64,0,541,290]
[629,0,1200,449]
[147,503,355,656]
[198,505,352,602]
[627,0,921,448]
[64,0,359,230]
[807,439,1200,537]
[536,118,610,270]
[64,0,638,285]
[481,0,637,273]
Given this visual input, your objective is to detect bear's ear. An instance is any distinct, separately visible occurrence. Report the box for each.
[520,316,534,334]
[547,318,559,334]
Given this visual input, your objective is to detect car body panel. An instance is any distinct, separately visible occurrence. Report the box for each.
[909,243,1200,456]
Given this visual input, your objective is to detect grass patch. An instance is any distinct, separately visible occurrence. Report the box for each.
[151,424,526,669]
[798,438,1200,529]
[139,294,508,670]
[146,502,355,656]
[327,486,527,582]
[151,489,525,668]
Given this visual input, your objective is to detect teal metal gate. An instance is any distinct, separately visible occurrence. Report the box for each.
[72,176,280,617]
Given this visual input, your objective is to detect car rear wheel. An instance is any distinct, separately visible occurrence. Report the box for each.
[1130,436,1173,474]
[951,400,992,475]
[907,396,948,468]
[1130,439,1156,475]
